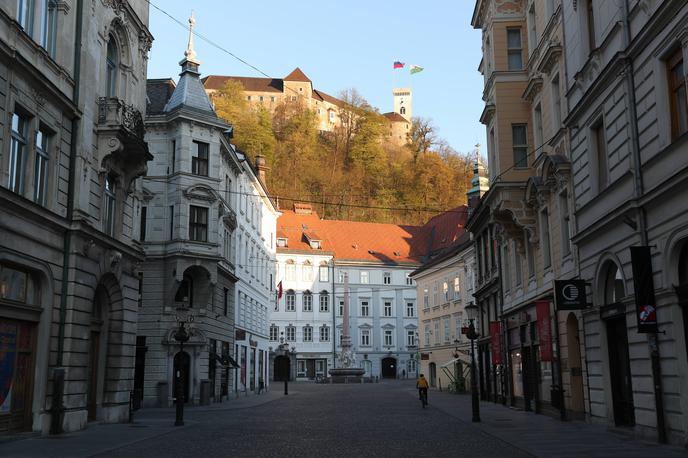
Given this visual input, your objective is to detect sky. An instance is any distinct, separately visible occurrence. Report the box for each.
[146,0,485,155]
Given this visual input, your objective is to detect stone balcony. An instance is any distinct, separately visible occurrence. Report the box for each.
[96,97,153,192]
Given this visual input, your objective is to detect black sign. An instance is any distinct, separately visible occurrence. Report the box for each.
[555,280,587,310]
[630,246,658,333]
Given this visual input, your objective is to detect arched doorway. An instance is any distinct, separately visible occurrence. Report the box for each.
[566,313,585,417]
[381,357,396,378]
[274,355,290,381]
[429,362,437,387]
[173,351,191,402]
[87,285,109,421]
[601,262,635,427]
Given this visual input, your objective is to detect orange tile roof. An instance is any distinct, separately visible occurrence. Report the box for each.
[276,205,468,265]
[284,67,312,83]
[383,112,410,123]
[202,75,283,93]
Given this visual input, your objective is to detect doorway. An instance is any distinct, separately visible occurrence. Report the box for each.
[381,357,397,378]
[133,336,147,409]
[566,314,585,417]
[173,351,191,403]
[606,316,635,426]
[429,362,437,387]
[274,355,290,381]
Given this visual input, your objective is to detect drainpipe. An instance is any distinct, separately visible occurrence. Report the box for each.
[622,0,666,443]
[51,0,83,435]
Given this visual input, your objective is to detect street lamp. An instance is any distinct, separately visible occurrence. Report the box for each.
[173,320,190,426]
[277,333,296,395]
[464,302,481,423]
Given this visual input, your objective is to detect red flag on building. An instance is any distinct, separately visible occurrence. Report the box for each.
[490,321,503,365]
[277,280,283,299]
[536,300,553,362]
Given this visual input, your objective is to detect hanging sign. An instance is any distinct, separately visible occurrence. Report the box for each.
[489,321,502,365]
[536,300,553,362]
[554,280,587,310]
[630,246,658,333]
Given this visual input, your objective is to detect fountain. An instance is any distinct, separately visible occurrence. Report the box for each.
[329,273,365,383]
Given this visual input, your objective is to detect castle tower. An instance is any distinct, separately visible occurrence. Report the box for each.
[393,87,412,122]
[466,144,489,209]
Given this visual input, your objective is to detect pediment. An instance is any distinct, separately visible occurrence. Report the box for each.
[183,184,219,202]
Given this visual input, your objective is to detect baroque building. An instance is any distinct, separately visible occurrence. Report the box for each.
[138,16,277,407]
[0,0,153,433]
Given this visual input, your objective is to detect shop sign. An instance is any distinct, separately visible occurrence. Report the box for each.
[554,280,587,310]
[536,300,553,362]
[420,353,430,360]
[489,321,502,365]
[630,246,659,333]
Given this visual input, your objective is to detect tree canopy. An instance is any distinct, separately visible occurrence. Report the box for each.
[209,82,476,225]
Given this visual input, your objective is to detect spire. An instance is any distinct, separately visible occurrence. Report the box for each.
[163,11,214,114]
[467,143,489,208]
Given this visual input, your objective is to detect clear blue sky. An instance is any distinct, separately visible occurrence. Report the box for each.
[146,0,485,155]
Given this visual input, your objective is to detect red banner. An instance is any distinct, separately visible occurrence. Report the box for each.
[536,300,553,362]
[489,321,502,365]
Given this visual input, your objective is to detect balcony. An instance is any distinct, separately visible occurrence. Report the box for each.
[96,97,153,192]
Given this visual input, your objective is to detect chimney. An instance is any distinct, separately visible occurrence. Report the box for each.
[255,155,268,187]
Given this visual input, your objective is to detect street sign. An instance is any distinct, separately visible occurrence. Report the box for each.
[554,279,587,310]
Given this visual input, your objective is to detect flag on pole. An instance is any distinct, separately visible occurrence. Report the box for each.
[277,280,283,299]
[410,64,424,75]
[393,61,405,69]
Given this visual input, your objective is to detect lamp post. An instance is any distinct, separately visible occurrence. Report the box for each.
[464,302,481,423]
[453,338,461,392]
[173,320,190,426]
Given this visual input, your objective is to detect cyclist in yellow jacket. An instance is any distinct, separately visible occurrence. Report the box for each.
[416,374,429,403]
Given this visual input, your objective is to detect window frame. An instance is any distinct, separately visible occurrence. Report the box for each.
[360,300,369,317]
[103,176,117,237]
[189,205,209,242]
[106,35,119,98]
[383,300,393,317]
[319,265,329,282]
[667,47,688,140]
[303,291,313,312]
[319,292,329,312]
[507,28,523,71]
[9,112,29,195]
[383,329,393,347]
[320,325,330,342]
[303,325,313,342]
[286,290,295,311]
[512,124,529,168]
[192,141,209,176]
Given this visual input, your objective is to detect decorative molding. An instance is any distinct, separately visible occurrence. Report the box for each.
[522,75,543,102]
[183,184,219,203]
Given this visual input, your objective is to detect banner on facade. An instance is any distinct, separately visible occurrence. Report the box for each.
[489,321,502,365]
[554,279,587,310]
[536,300,553,362]
[630,246,659,333]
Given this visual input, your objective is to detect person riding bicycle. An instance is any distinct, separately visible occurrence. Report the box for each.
[416,374,429,404]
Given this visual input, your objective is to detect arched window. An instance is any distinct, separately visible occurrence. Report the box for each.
[106,35,119,97]
[285,289,295,311]
[400,106,406,115]
[603,263,625,305]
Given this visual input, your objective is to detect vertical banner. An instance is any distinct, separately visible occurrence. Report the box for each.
[490,321,503,365]
[536,300,553,362]
[630,246,659,333]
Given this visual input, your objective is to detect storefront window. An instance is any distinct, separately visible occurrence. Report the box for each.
[510,350,523,398]
[538,359,553,402]
[0,265,29,303]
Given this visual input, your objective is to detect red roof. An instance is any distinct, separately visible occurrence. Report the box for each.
[276,205,468,264]
[284,67,312,83]
[202,75,283,93]
[383,112,410,123]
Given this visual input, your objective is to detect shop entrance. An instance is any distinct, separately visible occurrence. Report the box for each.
[606,316,635,426]
[0,319,36,433]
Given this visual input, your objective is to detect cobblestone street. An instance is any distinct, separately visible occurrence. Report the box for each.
[1,381,685,458]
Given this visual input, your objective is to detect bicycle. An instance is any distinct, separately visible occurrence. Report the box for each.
[419,389,428,408]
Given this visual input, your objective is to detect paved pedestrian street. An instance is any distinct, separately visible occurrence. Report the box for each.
[1,382,685,458]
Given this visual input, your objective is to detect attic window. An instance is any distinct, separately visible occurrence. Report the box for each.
[310,240,321,250]
[394,251,401,256]
[368,250,375,255]
[277,237,288,247]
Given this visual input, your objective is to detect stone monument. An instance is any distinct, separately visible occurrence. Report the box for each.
[329,273,365,382]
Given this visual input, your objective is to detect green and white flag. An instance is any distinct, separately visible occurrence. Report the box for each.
[410,64,424,75]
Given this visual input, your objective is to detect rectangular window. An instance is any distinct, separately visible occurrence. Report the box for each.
[303,326,312,342]
[552,74,562,128]
[668,48,688,140]
[139,206,147,241]
[103,177,116,237]
[586,0,596,52]
[592,120,607,192]
[560,190,571,257]
[286,292,295,311]
[320,326,330,342]
[424,324,430,346]
[319,294,329,312]
[407,330,415,347]
[453,277,460,300]
[444,317,451,343]
[9,112,28,194]
[503,245,511,290]
[384,330,393,347]
[192,141,209,176]
[338,299,344,316]
[507,28,523,70]
[383,301,392,317]
[17,0,35,34]
[423,289,429,309]
[286,326,295,342]
[360,271,369,284]
[360,301,369,317]
[169,205,174,239]
[514,240,523,285]
[302,263,313,281]
[285,263,295,281]
[541,208,551,269]
[406,302,415,317]
[269,325,278,341]
[33,126,50,205]
[512,124,528,168]
[319,265,329,282]
[338,270,347,283]
[189,206,208,242]
[383,272,391,285]
[361,329,370,346]
[443,281,449,302]
[455,315,462,343]
[434,321,440,344]
[303,293,312,312]
[40,0,57,57]
[406,274,413,286]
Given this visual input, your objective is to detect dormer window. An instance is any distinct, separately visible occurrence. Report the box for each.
[310,240,321,250]
[277,237,288,248]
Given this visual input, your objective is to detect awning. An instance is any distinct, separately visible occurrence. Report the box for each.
[214,353,241,369]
